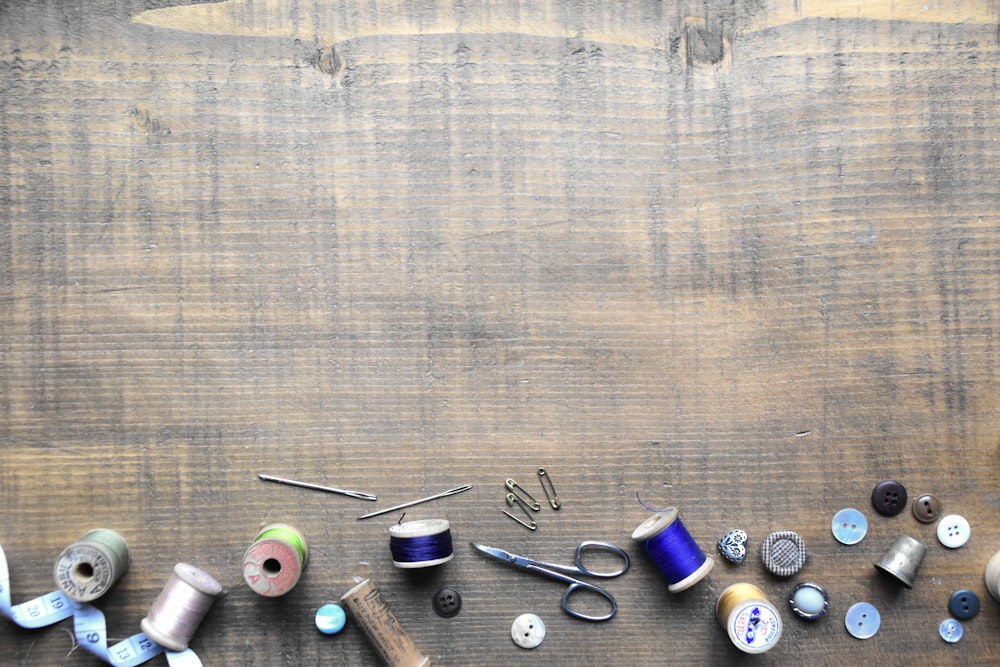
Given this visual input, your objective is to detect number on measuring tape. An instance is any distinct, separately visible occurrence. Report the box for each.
[0,545,74,629]
[73,603,204,667]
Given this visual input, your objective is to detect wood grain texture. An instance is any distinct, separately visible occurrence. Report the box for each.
[1,1,998,665]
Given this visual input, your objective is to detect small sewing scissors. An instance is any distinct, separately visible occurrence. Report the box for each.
[471,541,630,622]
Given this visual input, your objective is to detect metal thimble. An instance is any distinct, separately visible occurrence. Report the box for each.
[874,535,926,587]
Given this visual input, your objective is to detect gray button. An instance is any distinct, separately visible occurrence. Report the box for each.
[761,530,807,577]
[831,508,868,545]
[511,613,545,648]
[845,602,880,639]
[939,618,963,643]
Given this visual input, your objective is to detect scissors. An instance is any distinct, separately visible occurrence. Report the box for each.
[471,541,630,622]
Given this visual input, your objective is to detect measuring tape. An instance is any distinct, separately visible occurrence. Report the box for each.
[2,544,203,666]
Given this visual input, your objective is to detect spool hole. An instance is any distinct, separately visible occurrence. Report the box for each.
[263,558,282,576]
[73,562,95,583]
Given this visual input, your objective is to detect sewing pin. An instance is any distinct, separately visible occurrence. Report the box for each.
[357,485,474,520]
[258,474,377,501]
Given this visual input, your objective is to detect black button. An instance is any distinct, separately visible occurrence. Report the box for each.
[871,480,908,516]
[433,587,462,618]
[912,494,941,523]
[948,589,980,620]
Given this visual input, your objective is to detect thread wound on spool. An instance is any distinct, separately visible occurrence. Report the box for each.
[242,523,309,597]
[631,508,714,592]
[716,583,782,654]
[53,529,131,602]
[140,563,222,652]
[341,578,430,667]
[985,551,1000,602]
[388,519,453,569]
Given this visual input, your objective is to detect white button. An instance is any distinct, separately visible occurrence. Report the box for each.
[936,515,971,549]
[845,602,880,639]
[510,613,545,649]
[939,618,963,643]
[831,508,868,545]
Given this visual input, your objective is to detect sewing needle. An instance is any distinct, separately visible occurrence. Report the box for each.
[258,474,378,501]
[357,484,474,520]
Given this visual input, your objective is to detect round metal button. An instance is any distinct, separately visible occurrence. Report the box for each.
[432,587,462,618]
[845,602,880,639]
[912,494,941,523]
[761,530,807,577]
[832,508,868,545]
[789,582,829,620]
[315,603,347,635]
[871,480,908,516]
[948,589,980,620]
[937,514,971,549]
[511,613,545,649]
[939,618,963,644]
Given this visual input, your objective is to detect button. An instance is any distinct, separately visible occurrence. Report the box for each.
[315,603,347,635]
[510,613,545,649]
[948,589,979,620]
[717,529,748,564]
[761,530,807,577]
[912,494,941,523]
[939,618,963,644]
[789,582,829,620]
[871,480,908,516]
[432,587,462,618]
[831,508,868,545]
[937,514,971,549]
[845,602,880,639]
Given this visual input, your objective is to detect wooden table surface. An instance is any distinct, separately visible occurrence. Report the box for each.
[1,1,998,665]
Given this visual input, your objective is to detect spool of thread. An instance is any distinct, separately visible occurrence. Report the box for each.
[341,578,430,667]
[984,550,1000,602]
[242,523,309,597]
[140,563,222,652]
[716,583,783,654]
[631,508,714,592]
[53,529,131,602]
[388,519,453,569]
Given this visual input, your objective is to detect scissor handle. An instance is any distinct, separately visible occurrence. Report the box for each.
[562,580,618,622]
[574,541,630,578]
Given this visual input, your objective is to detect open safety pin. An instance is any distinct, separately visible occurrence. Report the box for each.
[505,478,540,511]
[502,492,538,530]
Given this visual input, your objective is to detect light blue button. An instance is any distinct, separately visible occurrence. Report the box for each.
[939,618,963,644]
[832,508,868,545]
[845,602,880,639]
[315,603,347,635]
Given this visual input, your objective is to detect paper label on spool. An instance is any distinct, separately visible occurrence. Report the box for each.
[728,602,781,653]
[55,544,117,602]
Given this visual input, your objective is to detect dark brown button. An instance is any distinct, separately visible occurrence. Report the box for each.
[871,480,907,516]
[911,494,941,523]
[433,587,462,618]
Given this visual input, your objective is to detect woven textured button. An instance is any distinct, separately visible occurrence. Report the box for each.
[789,582,829,621]
[845,602,880,639]
[831,508,868,545]
[939,618,963,644]
[432,587,462,618]
[871,480,907,516]
[315,603,347,635]
[912,494,941,523]
[718,529,748,564]
[761,530,807,577]
[937,515,970,548]
[948,589,979,620]
[511,613,545,648]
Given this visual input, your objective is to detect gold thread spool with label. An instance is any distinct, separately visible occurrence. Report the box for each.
[340,578,430,667]
[716,583,783,654]
[53,529,131,602]
[141,563,223,652]
[242,523,309,597]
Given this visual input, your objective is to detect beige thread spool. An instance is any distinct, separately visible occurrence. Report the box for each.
[340,578,430,667]
[53,529,131,602]
[141,563,222,652]
[242,523,309,597]
[716,583,783,654]
[985,550,1000,602]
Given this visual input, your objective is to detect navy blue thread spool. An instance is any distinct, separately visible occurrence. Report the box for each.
[389,519,454,569]
[631,507,714,592]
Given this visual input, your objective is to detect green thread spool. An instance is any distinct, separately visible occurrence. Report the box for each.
[54,528,131,602]
[242,523,309,597]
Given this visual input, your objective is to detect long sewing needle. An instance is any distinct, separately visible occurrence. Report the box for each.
[357,485,474,520]
[258,474,378,501]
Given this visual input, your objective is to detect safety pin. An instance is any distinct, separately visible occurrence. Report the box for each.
[537,468,560,510]
[505,478,540,511]
[502,493,538,530]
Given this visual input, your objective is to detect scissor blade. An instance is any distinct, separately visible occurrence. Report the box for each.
[470,543,531,568]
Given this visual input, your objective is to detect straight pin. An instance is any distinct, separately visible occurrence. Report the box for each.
[357,485,474,520]
[258,474,377,501]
